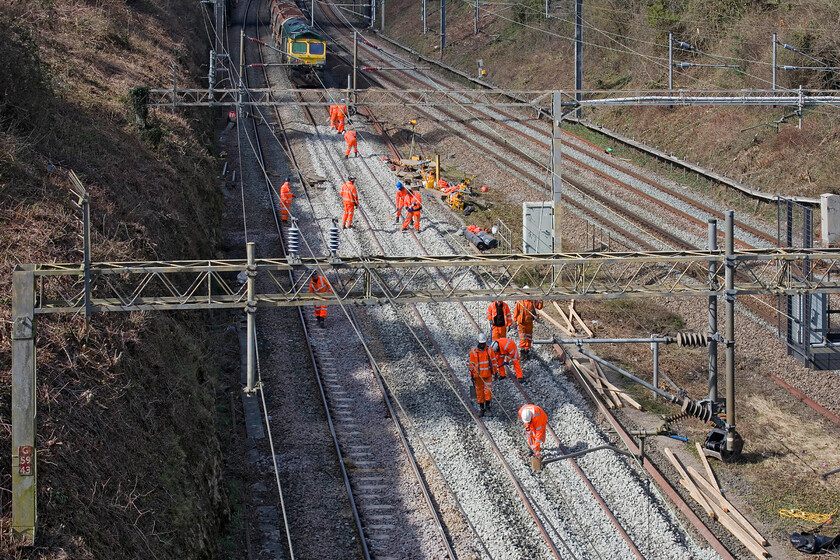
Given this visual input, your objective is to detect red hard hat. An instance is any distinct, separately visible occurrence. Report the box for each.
[481,185,488,192]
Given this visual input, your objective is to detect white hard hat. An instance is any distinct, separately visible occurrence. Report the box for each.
[491,340,500,353]
[341,98,346,102]
[477,333,487,344]
[520,408,533,423]
[523,285,530,289]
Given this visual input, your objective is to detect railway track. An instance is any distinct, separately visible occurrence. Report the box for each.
[243,4,461,558]
[248,6,734,558]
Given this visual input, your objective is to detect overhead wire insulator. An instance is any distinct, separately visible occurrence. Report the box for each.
[676,332,707,347]
[328,219,340,255]
[287,221,300,256]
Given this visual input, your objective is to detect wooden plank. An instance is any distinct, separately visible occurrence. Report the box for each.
[573,360,612,406]
[700,490,769,558]
[590,359,622,408]
[552,301,576,334]
[665,448,716,519]
[592,362,643,410]
[687,466,768,546]
[569,300,594,337]
[537,309,573,337]
[696,442,721,494]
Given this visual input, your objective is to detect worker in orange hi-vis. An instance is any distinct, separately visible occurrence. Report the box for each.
[519,404,548,456]
[343,129,358,158]
[335,99,348,133]
[469,333,498,417]
[491,338,525,381]
[401,187,422,232]
[340,176,359,229]
[309,273,333,328]
[513,287,543,358]
[279,178,294,222]
[328,101,338,130]
[394,182,409,224]
[486,300,512,341]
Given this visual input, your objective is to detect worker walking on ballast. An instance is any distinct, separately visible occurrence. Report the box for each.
[309,273,333,328]
[343,129,358,158]
[340,176,359,229]
[519,404,547,456]
[513,287,543,358]
[486,300,512,341]
[469,333,498,417]
[402,187,422,232]
[394,182,409,224]
[335,99,348,133]
[328,101,338,131]
[279,178,294,223]
[491,338,525,381]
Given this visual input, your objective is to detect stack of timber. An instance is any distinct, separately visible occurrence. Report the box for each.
[537,300,594,338]
[571,357,642,411]
[665,444,769,559]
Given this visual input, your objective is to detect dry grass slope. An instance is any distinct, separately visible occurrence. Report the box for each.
[0,1,232,558]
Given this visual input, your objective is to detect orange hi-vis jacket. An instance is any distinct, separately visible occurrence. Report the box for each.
[519,404,547,454]
[396,188,410,211]
[514,299,543,325]
[343,130,357,145]
[341,181,359,206]
[487,301,511,328]
[309,274,333,317]
[280,181,294,203]
[493,337,523,378]
[469,346,496,379]
[405,190,422,212]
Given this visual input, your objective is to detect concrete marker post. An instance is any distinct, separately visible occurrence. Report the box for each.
[12,265,37,543]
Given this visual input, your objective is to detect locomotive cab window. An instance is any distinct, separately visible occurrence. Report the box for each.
[291,41,307,54]
[309,42,324,55]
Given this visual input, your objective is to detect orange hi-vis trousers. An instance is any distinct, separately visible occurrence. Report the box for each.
[491,325,507,341]
[519,322,533,350]
[473,374,493,404]
[343,202,356,228]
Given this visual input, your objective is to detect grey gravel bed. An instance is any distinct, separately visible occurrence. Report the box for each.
[289,109,723,558]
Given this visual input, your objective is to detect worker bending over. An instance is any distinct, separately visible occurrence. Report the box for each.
[519,404,547,456]
[394,182,409,223]
[340,176,359,229]
[401,187,422,232]
[279,178,294,222]
[469,333,497,417]
[486,300,512,341]
[343,129,358,158]
[309,273,333,328]
[513,287,543,358]
[491,338,524,381]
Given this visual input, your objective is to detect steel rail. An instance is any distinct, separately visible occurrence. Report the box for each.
[295,40,568,553]
[288,90,459,559]
[235,1,296,558]
[252,25,461,558]
[245,8,371,559]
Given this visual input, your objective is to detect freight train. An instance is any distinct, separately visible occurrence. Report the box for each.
[269,0,326,81]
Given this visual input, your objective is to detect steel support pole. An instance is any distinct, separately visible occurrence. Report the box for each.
[552,91,563,252]
[772,33,777,90]
[246,242,257,392]
[440,0,446,51]
[422,0,427,34]
[11,266,37,543]
[370,0,375,29]
[215,0,224,58]
[668,32,673,90]
[474,0,478,35]
[574,0,582,119]
[238,29,245,114]
[353,31,358,94]
[651,339,660,400]
[724,211,736,451]
[708,218,718,406]
[82,194,91,317]
[381,0,384,31]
